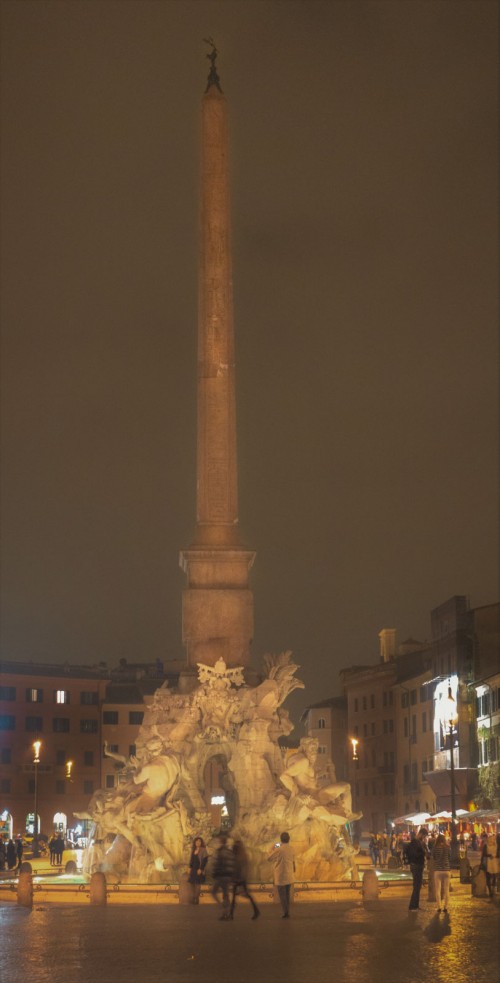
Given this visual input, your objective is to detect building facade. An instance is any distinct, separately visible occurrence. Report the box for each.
[0,659,182,840]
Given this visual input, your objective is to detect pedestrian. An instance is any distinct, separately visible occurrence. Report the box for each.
[55,833,64,865]
[188,836,208,904]
[0,840,6,870]
[481,831,498,900]
[229,839,260,920]
[6,839,17,870]
[49,835,57,866]
[267,831,295,919]
[406,827,429,911]
[210,834,235,920]
[432,833,451,913]
[15,837,23,871]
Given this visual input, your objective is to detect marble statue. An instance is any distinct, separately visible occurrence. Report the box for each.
[78,654,360,883]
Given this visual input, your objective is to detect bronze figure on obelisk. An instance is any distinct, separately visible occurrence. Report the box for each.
[180,45,255,669]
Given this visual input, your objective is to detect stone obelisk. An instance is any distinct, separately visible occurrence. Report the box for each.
[180,45,255,668]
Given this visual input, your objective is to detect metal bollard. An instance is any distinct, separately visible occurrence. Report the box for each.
[17,871,33,908]
[89,871,107,905]
[362,869,380,901]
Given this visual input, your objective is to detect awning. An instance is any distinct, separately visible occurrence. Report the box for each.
[393,812,431,826]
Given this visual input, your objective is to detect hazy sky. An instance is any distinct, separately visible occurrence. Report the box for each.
[1,1,498,717]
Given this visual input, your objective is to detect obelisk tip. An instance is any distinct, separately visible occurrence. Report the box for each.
[203,37,223,93]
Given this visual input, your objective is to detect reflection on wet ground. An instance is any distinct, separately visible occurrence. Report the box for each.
[1,894,497,983]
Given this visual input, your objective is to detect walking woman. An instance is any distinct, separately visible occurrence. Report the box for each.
[229,839,260,920]
[432,833,451,913]
[188,836,208,904]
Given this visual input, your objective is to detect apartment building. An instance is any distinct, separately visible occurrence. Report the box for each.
[301,696,348,781]
[0,661,108,839]
[0,658,182,840]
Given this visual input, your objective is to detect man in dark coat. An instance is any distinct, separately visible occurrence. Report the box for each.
[210,834,235,920]
[15,837,23,870]
[407,827,429,910]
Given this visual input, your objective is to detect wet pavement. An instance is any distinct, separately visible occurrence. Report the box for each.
[2,894,498,983]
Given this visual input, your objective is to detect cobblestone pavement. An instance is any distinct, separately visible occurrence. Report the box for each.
[2,894,498,983]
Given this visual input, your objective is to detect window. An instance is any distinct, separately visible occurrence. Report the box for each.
[103,711,119,725]
[383,719,388,734]
[53,718,70,733]
[0,686,16,701]
[422,711,427,733]
[403,717,408,738]
[84,751,94,766]
[354,725,359,736]
[364,782,369,795]
[411,762,418,787]
[383,691,387,707]
[55,780,66,794]
[56,750,66,765]
[354,698,358,712]
[318,717,325,729]
[0,715,15,730]
[403,764,410,785]
[108,744,119,754]
[1,748,11,764]
[384,779,394,795]
[411,715,417,740]
[427,757,434,771]
[318,746,327,755]
[81,719,98,733]
[26,716,43,732]
[421,760,427,779]
[370,694,375,709]
[372,781,377,795]
[362,696,367,711]
[129,744,136,757]
[410,689,417,706]
[371,748,376,766]
[388,691,393,706]
[54,690,70,704]
[81,691,98,705]
[83,780,94,795]
[105,775,115,788]
[1,779,10,793]
[363,724,368,736]
[26,688,43,703]
[129,712,144,725]
[401,692,409,709]
[371,723,376,736]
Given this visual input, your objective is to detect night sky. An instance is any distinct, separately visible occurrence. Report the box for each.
[1,1,498,718]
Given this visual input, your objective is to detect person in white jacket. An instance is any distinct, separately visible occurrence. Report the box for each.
[268,832,295,918]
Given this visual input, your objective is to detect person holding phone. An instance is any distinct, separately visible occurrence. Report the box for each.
[268,831,295,918]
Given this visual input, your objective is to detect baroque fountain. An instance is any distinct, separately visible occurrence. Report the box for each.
[79,653,359,883]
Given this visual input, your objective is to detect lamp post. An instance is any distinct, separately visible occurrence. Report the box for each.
[32,740,41,858]
[351,738,359,761]
[443,685,459,865]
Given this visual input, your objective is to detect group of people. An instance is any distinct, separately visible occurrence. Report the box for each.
[48,834,65,866]
[187,831,295,920]
[0,837,23,871]
[405,826,500,912]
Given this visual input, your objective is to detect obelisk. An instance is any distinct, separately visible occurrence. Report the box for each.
[179,43,255,668]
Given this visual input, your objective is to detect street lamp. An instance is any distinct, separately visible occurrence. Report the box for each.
[32,740,41,858]
[351,738,359,761]
[443,684,459,864]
